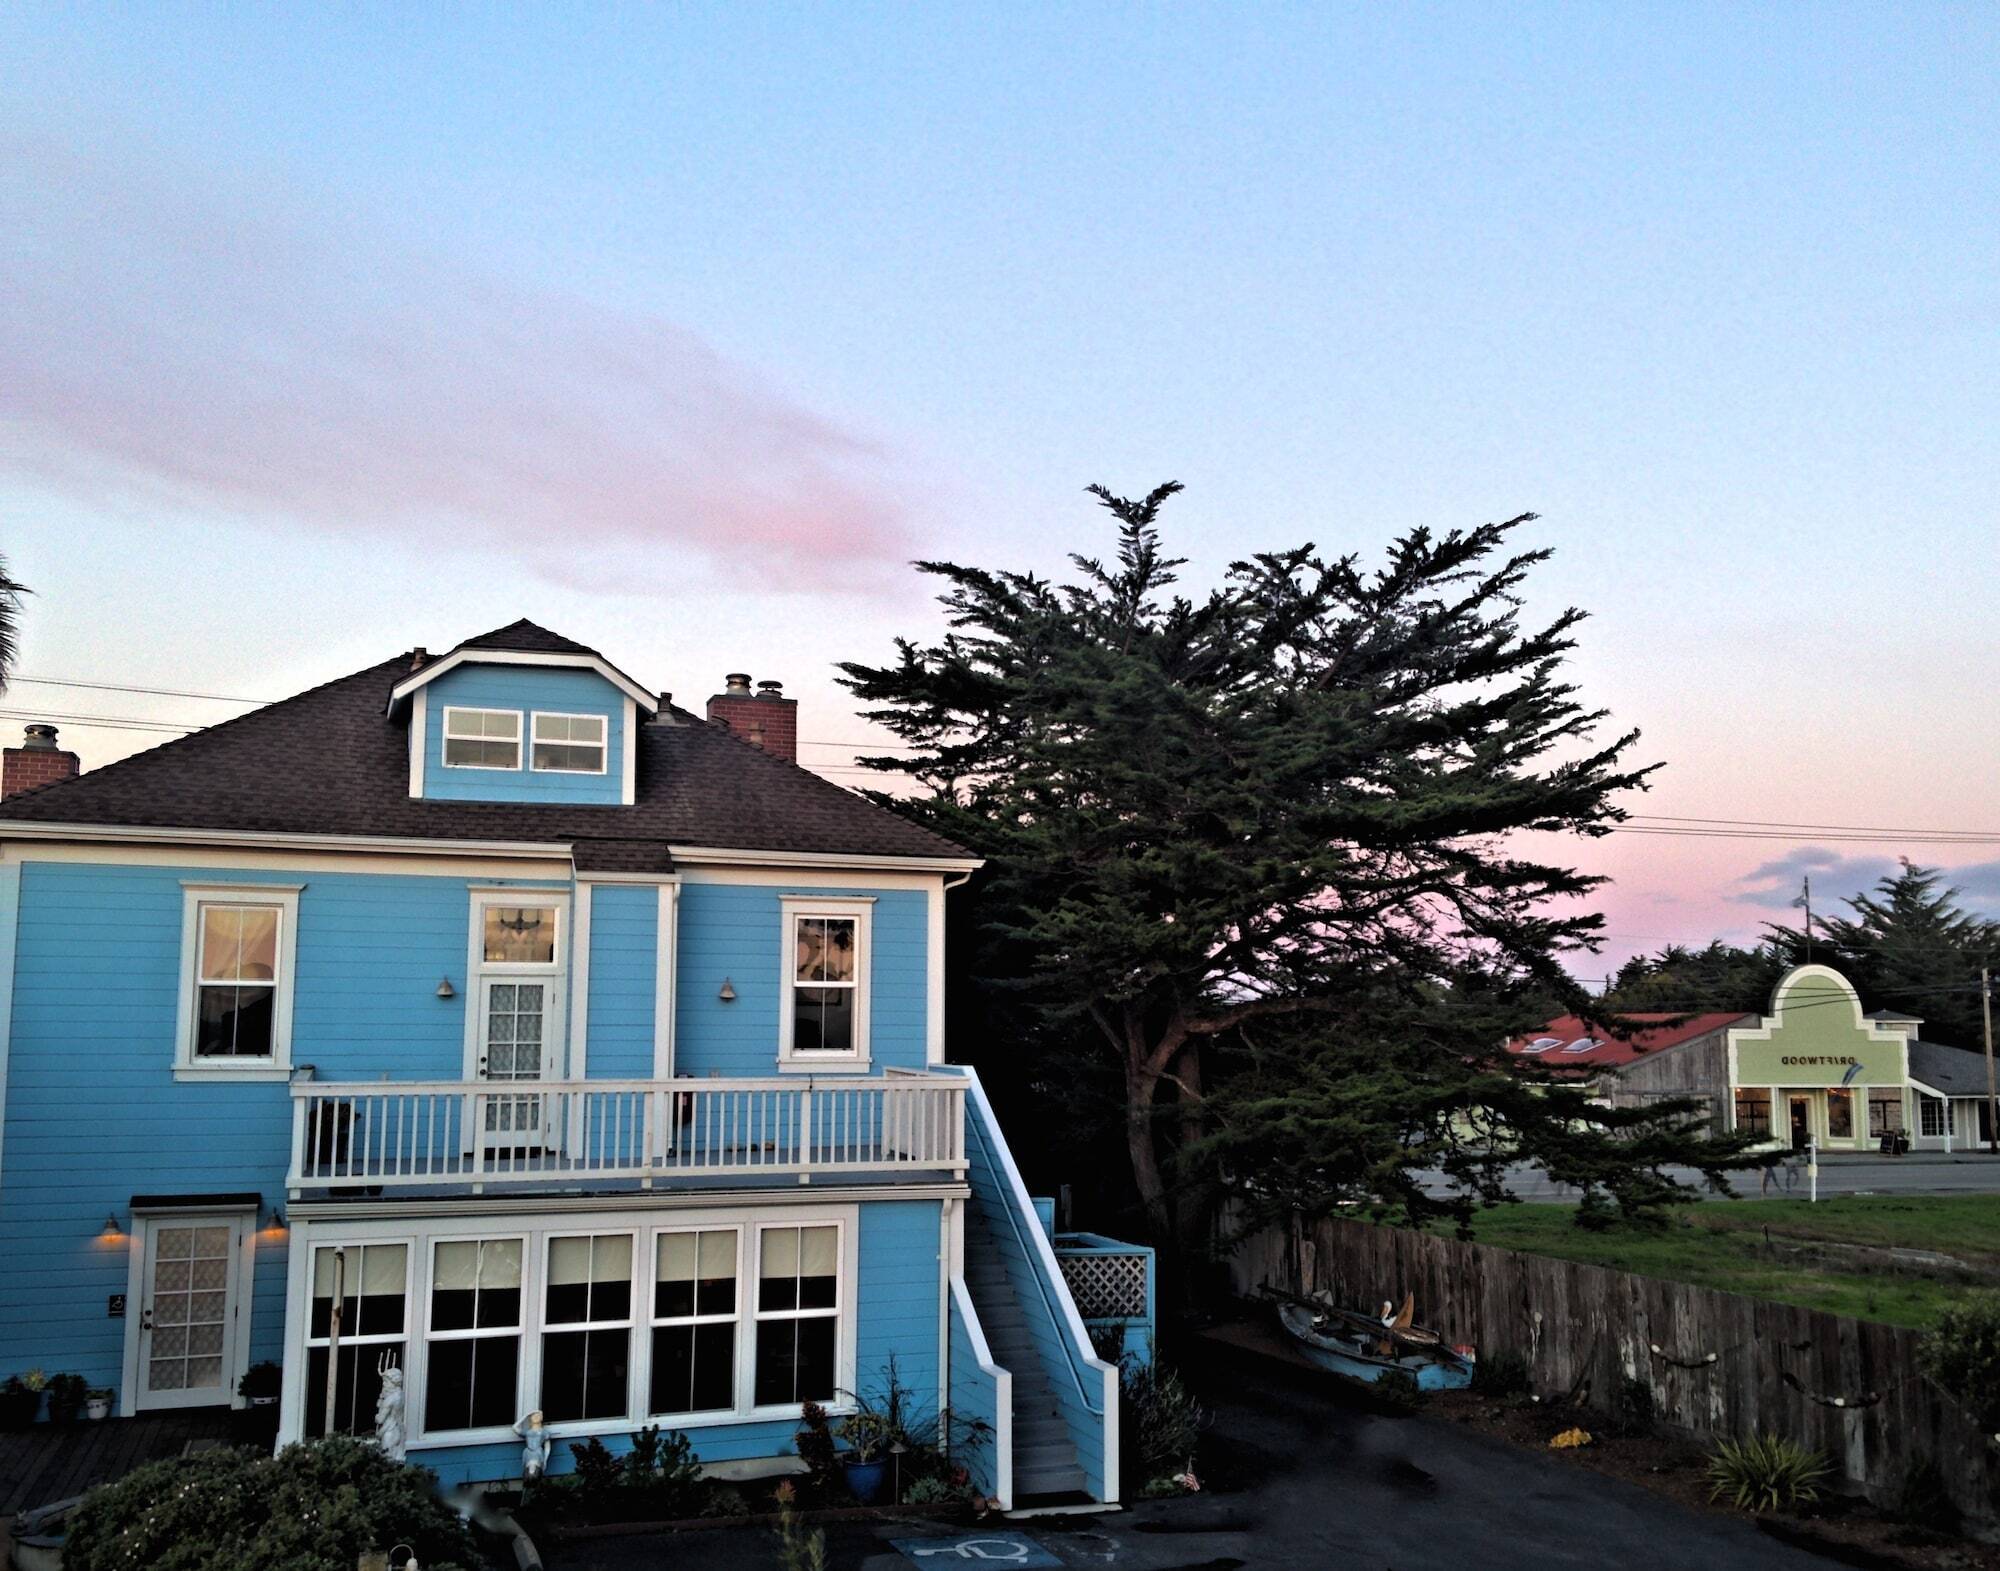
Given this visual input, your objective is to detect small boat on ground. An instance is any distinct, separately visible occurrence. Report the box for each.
[1275,1293,1476,1392]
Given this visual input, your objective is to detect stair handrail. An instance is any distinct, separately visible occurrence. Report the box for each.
[949,1065,1112,1417]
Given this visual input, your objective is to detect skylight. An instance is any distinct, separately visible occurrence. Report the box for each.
[1561,1037,1601,1054]
[1520,1038,1560,1053]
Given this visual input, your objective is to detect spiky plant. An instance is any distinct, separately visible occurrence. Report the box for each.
[1706,1433,1829,1514]
[0,554,27,694]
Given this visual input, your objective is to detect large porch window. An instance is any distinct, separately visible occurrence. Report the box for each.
[1868,1089,1904,1136]
[305,1242,407,1436]
[1826,1089,1854,1140]
[1919,1095,1949,1139]
[288,1208,856,1448]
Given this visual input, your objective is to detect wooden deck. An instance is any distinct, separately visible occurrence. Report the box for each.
[0,1409,242,1515]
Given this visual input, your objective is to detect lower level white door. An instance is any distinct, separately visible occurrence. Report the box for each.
[136,1214,248,1410]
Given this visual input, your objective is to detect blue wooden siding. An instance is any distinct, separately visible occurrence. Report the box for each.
[584,884,657,1078]
[674,884,928,1076]
[0,856,935,1404]
[419,1198,943,1488]
[948,1284,1006,1502]
[0,860,565,1388]
[422,664,626,804]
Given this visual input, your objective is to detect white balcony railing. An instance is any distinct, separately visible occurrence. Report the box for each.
[287,1076,966,1194]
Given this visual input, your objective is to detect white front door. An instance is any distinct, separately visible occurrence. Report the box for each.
[136,1215,247,1410]
[479,976,554,1138]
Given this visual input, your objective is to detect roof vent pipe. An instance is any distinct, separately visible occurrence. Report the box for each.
[21,723,59,752]
[756,680,784,701]
[724,672,753,697]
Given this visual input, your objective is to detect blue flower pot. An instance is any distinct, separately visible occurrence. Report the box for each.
[844,1457,889,1504]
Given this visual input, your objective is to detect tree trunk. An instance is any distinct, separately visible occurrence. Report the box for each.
[1124,1057,1173,1243]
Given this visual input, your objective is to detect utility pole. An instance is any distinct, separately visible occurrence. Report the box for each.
[1983,966,1996,1156]
[1795,876,1814,963]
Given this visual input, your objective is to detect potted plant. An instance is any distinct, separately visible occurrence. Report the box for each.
[235,1361,284,1444]
[1,1372,43,1429]
[44,1373,87,1425]
[84,1388,114,1421]
[836,1409,896,1504]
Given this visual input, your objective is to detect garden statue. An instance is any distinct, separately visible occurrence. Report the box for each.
[515,1410,549,1478]
[373,1354,407,1461]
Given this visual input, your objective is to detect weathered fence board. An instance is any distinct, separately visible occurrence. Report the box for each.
[1226,1213,1997,1536]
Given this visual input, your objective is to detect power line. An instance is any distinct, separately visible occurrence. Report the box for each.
[10,675,270,704]
[0,708,194,735]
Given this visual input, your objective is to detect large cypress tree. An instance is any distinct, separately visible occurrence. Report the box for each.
[840,486,1687,1244]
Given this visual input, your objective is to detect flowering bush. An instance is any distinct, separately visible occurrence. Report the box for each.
[63,1436,477,1571]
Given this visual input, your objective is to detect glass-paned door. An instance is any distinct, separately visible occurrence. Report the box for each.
[479,978,550,1139]
[137,1216,244,1410]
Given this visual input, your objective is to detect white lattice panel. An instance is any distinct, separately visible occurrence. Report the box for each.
[1059,1251,1148,1319]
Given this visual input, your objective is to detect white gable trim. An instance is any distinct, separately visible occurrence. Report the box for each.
[0,865,18,1204]
[408,687,428,798]
[388,648,656,714]
[621,695,637,805]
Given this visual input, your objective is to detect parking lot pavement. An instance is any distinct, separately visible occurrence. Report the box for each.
[553,1352,1841,1570]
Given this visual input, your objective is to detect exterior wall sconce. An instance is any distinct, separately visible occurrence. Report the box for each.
[101,1213,122,1239]
[718,978,737,1003]
[265,1204,288,1232]
[436,976,456,1000]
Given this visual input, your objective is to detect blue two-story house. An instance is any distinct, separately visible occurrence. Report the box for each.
[0,621,1150,1508]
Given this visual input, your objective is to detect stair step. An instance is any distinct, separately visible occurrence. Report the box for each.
[1015,1466,1088,1496]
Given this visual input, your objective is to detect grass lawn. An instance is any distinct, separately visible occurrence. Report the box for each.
[1447,1195,2000,1330]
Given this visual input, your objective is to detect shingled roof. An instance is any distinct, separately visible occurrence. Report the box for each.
[456,619,601,656]
[0,639,972,866]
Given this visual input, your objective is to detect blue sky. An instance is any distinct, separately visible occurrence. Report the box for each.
[3,3,1996,970]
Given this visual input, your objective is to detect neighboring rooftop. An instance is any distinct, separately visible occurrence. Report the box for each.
[1506,1011,1753,1069]
[0,626,972,866]
[1907,1039,1995,1100]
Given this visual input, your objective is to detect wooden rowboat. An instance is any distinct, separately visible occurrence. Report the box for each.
[1275,1297,1476,1392]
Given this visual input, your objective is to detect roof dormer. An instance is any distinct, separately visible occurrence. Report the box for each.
[389,620,656,806]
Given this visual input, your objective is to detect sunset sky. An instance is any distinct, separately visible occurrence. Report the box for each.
[4,4,1996,976]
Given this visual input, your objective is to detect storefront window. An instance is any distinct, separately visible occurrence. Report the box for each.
[1868,1089,1904,1136]
[1919,1096,1949,1139]
[1733,1088,1771,1139]
[1826,1089,1853,1139]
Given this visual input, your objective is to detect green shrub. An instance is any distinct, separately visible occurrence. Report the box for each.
[772,1481,827,1571]
[904,1474,973,1506]
[1374,1368,1424,1408]
[63,1436,477,1571]
[1121,1362,1206,1478]
[1892,1455,1959,1533]
[1705,1433,1829,1514]
[794,1401,840,1493]
[561,1427,712,1521]
[1470,1350,1531,1399]
[1919,1291,2000,1428]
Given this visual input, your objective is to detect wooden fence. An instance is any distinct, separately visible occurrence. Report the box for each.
[1226,1212,1999,1536]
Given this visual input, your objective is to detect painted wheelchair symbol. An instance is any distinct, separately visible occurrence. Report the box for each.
[893,1534,1061,1566]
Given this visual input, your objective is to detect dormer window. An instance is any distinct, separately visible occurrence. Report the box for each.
[443,707,522,770]
[531,712,608,774]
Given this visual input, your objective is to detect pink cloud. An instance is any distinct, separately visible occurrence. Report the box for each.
[0,128,917,590]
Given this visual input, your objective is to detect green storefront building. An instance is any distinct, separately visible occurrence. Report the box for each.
[1727,965,1993,1152]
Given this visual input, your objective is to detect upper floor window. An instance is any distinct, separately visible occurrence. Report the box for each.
[777,897,872,1072]
[531,712,607,774]
[443,707,522,770]
[175,883,300,1080]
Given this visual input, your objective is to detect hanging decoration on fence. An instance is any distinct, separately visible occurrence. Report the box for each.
[1778,1369,1881,1410]
[1648,1342,1720,1371]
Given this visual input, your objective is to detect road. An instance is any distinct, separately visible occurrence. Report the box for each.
[552,1352,1841,1571]
[1417,1151,2000,1203]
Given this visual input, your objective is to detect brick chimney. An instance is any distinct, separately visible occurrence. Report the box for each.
[706,673,798,763]
[3,724,81,799]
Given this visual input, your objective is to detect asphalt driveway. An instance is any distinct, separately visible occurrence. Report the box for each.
[549,1350,1839,1571]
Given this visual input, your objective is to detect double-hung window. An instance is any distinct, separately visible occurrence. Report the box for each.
[531,712,607,773]
[425,1238,523,1433]
[443,707,522,769]
[175,884,300,1079]
[541,1234,634,1423]
[650,1229,738,1417]
[753,1224,840,1409]
[1919,1095,1949,1139]
[306,1242,408,1436]
[777,897,871,1071]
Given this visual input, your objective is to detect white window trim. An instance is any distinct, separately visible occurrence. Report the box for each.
[278,1206,857,1451]
[646,1225,741,1421]
[441,707,524,772]
[529,711,610,776]
[173,882,302,1081]
[777,895,874,1074]
[463,889,570,1083]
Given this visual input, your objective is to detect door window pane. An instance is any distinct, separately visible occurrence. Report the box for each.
[148,1225,233,1394]
[1827,1089,1854,1139]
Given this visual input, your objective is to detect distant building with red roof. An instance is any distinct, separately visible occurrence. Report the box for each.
[1505,1010,1753,1132]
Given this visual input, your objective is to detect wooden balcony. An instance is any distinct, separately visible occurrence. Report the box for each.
[286,1075,966,1195]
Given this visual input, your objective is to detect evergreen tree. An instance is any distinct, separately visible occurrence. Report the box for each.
[1772,863,1999,1047]
[1602,939,1793,1013]
[0,554,27,694]
[840,485,1740,1246]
